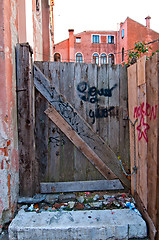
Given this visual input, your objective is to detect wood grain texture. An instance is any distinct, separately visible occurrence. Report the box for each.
[41,179,124,193]
[128,54,159,236]
[146,53,159,228]
[127,62,138,195]
[33,62,130,188]
[45,106,117,180]
[137,55,146,86]
[119,65,130,170]
[16,43,36,196]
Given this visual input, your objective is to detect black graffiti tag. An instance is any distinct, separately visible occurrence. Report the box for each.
[89,107,115,124]
[77,82,117,103]
[49,136,65,147]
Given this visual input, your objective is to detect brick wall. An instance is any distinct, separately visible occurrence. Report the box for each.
[117,17,159,64]
[54,17,159,65]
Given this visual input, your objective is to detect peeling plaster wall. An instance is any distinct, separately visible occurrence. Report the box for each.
[0,0,19,231]
[32,0,53,61]
[0,0,54,231]
[32,0,43,60]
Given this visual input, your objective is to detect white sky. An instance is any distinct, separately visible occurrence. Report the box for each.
[53,0,159,44]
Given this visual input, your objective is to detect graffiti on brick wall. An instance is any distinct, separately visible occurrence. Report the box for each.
[134,102,157,142]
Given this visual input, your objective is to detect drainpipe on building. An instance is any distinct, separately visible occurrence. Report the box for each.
[68,29,75,62]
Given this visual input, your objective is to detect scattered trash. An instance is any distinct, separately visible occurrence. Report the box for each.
[85,192,90,196]
[126,202,141,216]
[68,201,75,209]
[18,192,141,216]
[28,204,34,211]
[89,202,102,208]
[93,194,99,201]
[75,203,85,210]
[77,196,85,203]
[54,203,61,209]
[59,193,76,203]
[103,195,111,200]
[113,201,121,207]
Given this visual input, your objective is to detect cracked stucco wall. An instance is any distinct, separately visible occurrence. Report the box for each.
[0,0,53,231]
[0,0,19,232]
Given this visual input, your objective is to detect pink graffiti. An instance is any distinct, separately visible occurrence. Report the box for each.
[133,102,157,142]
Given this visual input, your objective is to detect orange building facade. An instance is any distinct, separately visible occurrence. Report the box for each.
[53,17,159,65]
[0,0,53,231]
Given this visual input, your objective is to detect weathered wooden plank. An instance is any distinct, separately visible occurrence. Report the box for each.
[74,63,92,181]
[119,65,130,170]
[146,53,159,228]
[86,63,98,131]
[47,62,61,182]
[16,43,36,196]
[127,63,138,194]
[35,62,50,183]
[157,52,159,240]
[45,106,117,180]
[40,179,124,193]
[137,83,147,208]
[34,64,130,188]
[108,64,120,155]
[108,64,120,107]
[137,55,146,86]
[136,56,147,208]
[128,54,159,237]
[85,64,100,180]
[61,63,75,181]
[96,64,109,143]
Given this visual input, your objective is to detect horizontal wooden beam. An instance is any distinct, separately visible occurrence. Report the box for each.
[41,180,124,193]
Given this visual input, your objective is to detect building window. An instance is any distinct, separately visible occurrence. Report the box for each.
[54,53,61,62]
[36,0,40,11]
[122,48,124,62]
[92,35,100,43]
[108,35,114,44]
[76,37,81,43]
[76,53,83,63]
[122,29,124,39]
[108,54,114,64]
[93,53,99,65]
[101,53,107,64]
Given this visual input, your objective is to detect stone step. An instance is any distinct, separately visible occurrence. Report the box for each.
[9,209,147,240]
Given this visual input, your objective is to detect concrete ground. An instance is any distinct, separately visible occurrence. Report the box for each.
[9,208,147,240]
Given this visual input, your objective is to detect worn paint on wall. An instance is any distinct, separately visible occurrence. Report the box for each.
[0,0,19,231]
[32,0,43,60]
[0,0,53,230]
